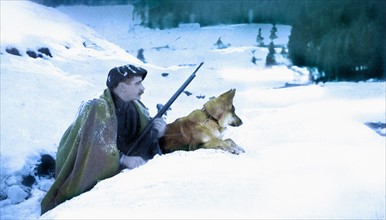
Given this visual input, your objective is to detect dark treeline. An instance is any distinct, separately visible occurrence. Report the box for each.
[32,0,131,6]
[132,0,294,29]
[287,0,385,82]
[33,0,385,81]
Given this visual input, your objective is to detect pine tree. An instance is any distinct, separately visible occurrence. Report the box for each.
[256,28,264,46]
[265,42,276,66]
[269,24,278,42]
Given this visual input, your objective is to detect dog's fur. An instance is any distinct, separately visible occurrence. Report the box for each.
[160,89,244,154]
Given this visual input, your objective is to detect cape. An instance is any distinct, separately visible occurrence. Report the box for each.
[41,89,149,214]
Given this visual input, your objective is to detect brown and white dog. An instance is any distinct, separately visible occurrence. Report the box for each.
[160,89,245,154]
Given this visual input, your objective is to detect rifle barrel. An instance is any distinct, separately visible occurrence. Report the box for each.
[125,62,204,155]
[154,62,204,118]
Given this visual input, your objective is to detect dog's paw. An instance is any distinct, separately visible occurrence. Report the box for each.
[222,139,245,154]
[201,138,245,154]
[228,145,245,155]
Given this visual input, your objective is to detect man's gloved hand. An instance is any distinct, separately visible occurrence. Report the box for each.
[152,118,166,137]
[120,155,146,170]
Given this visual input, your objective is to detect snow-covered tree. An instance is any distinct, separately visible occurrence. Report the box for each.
[256,28,264,46]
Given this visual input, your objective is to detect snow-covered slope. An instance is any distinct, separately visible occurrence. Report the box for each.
[1,1,385,219]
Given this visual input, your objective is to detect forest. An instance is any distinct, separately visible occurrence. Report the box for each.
[33,0,385,82]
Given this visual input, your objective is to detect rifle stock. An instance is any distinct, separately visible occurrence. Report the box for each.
[125,62,204,155]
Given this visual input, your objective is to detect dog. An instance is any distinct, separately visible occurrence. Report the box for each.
[160,89,245,154]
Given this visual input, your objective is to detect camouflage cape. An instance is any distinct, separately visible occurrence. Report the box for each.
[41,89,149,214]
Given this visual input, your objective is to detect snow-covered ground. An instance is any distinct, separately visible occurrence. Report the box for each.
[1,1,385,219]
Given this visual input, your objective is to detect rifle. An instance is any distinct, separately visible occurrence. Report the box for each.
[125,62,204,156]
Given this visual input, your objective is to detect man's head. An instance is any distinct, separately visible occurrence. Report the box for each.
[106,64,147,102]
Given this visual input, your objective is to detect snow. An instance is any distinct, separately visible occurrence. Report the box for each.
[1,1,385,219]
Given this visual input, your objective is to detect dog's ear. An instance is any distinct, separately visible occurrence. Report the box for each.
[216,89,236,106]
[204,89,236,119]
[220,89,235,103]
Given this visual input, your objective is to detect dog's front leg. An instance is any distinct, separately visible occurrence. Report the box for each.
[202,138,245,154]
[224,138,245,154]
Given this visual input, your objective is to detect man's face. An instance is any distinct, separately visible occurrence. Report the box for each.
[116,76,145,102]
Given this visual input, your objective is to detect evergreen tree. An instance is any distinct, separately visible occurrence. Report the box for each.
[256,28,264,46]
[265,42,276,66]
[269,24,278,42]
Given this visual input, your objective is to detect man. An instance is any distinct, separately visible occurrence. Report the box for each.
[41,64,166,214]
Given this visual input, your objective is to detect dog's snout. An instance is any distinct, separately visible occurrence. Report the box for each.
[230,116,243,127]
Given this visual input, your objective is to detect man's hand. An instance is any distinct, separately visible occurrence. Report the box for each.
[120,155,146,169]
[152,118,166,137]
